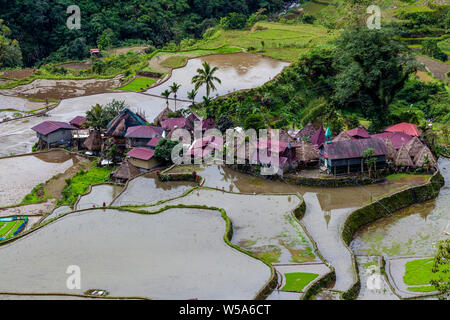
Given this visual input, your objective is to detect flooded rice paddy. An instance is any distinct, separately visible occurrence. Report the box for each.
[0,208,270,299]
[0,150,76,207]
[76,184,124,210]
[350,157,450,258]
[145,53,289,101]
[111,173,196,206]
[145,189,317,264]
[0,77,122,100]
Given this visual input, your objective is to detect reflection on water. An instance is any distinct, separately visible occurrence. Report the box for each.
[350,157,450,257]
[76,184,124,210]
[145,53,289,101]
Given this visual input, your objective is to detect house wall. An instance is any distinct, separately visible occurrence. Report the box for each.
[129,157,158,170]
[327,155,387,174]
[37,129,73,145]
[127,138,151,148]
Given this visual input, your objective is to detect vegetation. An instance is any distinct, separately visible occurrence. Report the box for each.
[282,272,319,292]
[155,138,179,163]
[119,77,156,92]
[20,183,46,205]
[404,258,435,286]
[192,61,222,98]
[170,82,182,111]
[0,0,288,66]
[85,100,127,130]
[0,19,22,68]
[58,165,115,207]
[430,239,450,297]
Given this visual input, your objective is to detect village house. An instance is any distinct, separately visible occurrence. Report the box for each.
[161,117,194,132]
[124,125,163,148]
[69,116,87,129]
[346,127,371,139]
[31,121,77,149]
[127,147,158,171]
[319,138,388,175]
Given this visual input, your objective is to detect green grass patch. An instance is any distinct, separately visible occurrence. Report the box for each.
[58,166,115,208]
[118,77,156,91]
[404,258,434,285]
[160,55,189,69]
[282,272,319,292]
[407,285,437,293]
[385,173,430,181]
[20,183,46,205]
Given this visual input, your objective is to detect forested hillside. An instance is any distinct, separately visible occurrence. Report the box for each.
[0,0,288,66]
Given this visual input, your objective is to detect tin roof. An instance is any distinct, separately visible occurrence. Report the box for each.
[127,147,155,161]
[161,118,193,131]
[346,127,370,139]
[31,121,77,135]
[69,116,87,127]
[385,122,420,137]
[125,125,163,138]
[146,137,161,147]
[322,138,387,160]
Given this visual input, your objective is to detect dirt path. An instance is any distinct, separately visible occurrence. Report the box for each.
[415,54,450,83]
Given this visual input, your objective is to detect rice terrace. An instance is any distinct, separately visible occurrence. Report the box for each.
[0,0,448,309]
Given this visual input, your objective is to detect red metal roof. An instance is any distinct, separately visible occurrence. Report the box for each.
[371,132,394,140]
[127,147,155,161]
[31,121,77,135]
[388,132,413,149]
[161,118,193,131]
[385,122,420,137]
[346,127,370,139]
[322,138,387,160]
[69,116,87,127]
[146,137,161,147]
[125,125,163,138]
[187,113,200,122]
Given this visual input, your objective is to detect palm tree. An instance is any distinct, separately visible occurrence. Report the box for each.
[169,82,181,111]
[191,61,221,98]
[85,104,105,130]
[187,89,197,105]
[161,89,171,108]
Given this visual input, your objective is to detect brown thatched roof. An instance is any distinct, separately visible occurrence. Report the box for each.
[405,136,424,158]
[332,131,352,142]
[112,160,140,181]
[83,130,102,151]
[384,138,397,161]
[394,145,414,167]
[279,129,295,143]
[295,140,319,162]
[296,123,316,139]
[414,146,436,168]
[112,118,126,137]
[153,107,172,126]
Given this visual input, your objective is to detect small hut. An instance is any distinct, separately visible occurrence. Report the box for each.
[83,130,102,151]
[405,136,424,159]
[394,145,414,168]
[111,160,140,183]
[384,138,397,161]
[295,140,320,163]
[414,146,436,169]
[295,123,316,140]
[311,127,325,146]
[153,107,172,126]
[279,129,295,143]
[332,131,352,143]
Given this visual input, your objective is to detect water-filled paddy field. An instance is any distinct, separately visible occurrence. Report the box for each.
[145,52,290,101]
[0,208,270,299]
[0,150,78,207]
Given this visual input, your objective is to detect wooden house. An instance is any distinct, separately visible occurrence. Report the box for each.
[125,125,163,148]
[127,147,158,171]
[31,121,77,149]
[319,138,388,175]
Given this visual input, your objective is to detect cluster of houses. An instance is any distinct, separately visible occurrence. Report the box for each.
[30,104,436,182]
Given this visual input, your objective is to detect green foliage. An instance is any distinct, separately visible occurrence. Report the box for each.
[58,166,114,207]
[282,272,319,292]
[430,239,450,296]
[0,19,22,68]
[85,100,127,130]
[192,61,222,98]
[20,183,46,205]
[421,39,448,62]
[244,113,265,130]
[332,28,417,131]
[220,13,248,30]
[155,138,179,163]
[217,114,234,133]
[119,77,156,92]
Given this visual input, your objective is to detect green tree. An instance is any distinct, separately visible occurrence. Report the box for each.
[169,82,181,111]
[97,29,114,51]
[192,61,222,98]
[85,100,126,130]
[362,148,376,178]
[161,89,171,108]
[0,19,22,68]
[430,239,449,298]
[332,28,417,131]
[187,89,197,105]
[155,138,179,163]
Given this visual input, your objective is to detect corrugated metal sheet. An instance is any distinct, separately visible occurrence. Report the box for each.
[31,121,77,136]
[323,138,387,160]
[127,147,155,160]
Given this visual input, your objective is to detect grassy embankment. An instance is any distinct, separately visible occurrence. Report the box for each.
[282,272,319,292]
[403,258,438,293]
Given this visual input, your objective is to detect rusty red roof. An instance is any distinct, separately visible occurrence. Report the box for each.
[125,125,163,138]
[322,138,387,160]
[146,137,161,147]
[187,113,200,122]
[69,116,87,128]
[161,118,193,131]
[31,121,77,135]
[385,122,420,137]
[346,127,370,139]
[127,147,155,161]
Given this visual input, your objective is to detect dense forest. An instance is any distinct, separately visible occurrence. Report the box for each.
[0,0,288,66]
